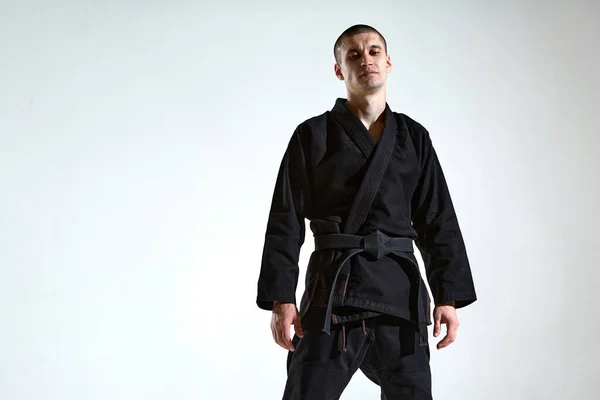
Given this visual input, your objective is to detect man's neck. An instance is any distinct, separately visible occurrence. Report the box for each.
[344,91,387,129]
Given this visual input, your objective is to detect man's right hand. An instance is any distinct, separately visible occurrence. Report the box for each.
[271,302,304,351]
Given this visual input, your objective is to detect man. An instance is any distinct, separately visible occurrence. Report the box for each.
[256,24,477,400]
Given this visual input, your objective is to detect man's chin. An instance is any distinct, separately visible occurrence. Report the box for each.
[359,82,384,92]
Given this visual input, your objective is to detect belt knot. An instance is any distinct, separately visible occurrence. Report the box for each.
[362,231,390,259]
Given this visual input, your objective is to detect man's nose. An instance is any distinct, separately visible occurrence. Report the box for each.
[360,54,373,66]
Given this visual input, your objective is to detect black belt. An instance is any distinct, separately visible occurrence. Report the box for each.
[314,230,428,346]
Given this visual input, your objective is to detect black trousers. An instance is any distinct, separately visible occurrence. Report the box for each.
[283,308,432,400]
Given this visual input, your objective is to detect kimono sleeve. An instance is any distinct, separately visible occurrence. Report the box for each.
[256,126,309,311]
[410,123,477,309]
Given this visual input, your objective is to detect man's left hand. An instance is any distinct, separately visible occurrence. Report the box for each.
[433,302,459,350]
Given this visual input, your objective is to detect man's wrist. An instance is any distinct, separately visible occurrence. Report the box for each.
[273,301,294,307]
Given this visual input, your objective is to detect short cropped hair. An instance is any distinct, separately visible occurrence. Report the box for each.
[333,24,388,63]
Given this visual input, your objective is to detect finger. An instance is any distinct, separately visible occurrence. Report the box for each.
[293,313,304,338]
[272,317,288,350]
[273,323,285,349]
[271,324,278,344]
[433,311,442,338]
[436,330,450,349]
[437,320,459,350]
[270,316,280,346]
[436,329,452,350]
[437,336,451,350]
[280,321,295,351]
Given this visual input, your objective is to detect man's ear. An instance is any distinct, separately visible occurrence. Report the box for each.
[334,63,344,81]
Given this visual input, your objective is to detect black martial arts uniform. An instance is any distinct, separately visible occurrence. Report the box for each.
[256,98,477,399]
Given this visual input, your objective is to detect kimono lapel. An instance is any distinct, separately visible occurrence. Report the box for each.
[329,98,400,234]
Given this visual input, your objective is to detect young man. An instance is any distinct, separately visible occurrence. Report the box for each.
[256,24,477,399]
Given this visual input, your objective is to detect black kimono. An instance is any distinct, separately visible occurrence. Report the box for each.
[256,98,477,347]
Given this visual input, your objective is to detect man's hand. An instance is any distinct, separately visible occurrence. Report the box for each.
[433,302,459,350]
[271,302,303,351]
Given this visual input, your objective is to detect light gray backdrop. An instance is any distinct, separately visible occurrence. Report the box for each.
[1,1,598,399]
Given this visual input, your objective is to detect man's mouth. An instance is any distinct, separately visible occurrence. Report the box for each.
[361,71,378,77]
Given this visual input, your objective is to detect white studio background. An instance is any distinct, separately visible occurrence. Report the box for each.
[1,1,598,399]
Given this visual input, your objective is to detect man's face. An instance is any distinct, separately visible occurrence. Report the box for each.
[334,32,392,95]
